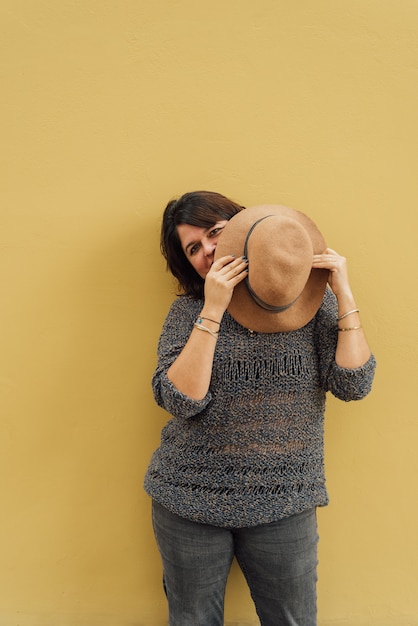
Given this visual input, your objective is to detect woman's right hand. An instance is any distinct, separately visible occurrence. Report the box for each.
[203,255,249,318]
[166,255,248,400]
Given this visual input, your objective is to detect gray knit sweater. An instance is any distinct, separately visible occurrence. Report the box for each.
[144,288,376,528]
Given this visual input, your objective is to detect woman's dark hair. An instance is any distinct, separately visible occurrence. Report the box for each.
[161,190,245,298]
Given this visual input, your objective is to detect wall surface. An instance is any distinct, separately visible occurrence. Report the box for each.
[1,1,417,625]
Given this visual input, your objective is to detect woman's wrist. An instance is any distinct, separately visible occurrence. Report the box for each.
[199,307,224,326]
[197,314,221,326]
[194,321,219,339]
[335,287,356,311]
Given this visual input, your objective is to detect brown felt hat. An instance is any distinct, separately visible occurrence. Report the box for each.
[214,204,329,333]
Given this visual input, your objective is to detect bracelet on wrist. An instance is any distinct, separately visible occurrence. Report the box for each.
[197,315,221,326]
[338,325,362,332]
[194,322,219,339]
[337,308,359,321]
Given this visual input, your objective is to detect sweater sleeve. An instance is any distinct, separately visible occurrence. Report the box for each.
[315,288,377,401]
[151,297,213,419]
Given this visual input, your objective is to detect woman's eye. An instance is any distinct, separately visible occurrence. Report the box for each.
[190,243,200,255]
[210,226,223,238]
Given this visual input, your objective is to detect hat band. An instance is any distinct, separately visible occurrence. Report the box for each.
[243,215,301,314]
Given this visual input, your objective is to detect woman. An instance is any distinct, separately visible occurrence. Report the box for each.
[144,190,376,626]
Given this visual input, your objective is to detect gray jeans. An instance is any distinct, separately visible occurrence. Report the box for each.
[152,500,318,626]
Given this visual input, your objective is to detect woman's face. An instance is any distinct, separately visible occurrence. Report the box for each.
[177,221,228,279]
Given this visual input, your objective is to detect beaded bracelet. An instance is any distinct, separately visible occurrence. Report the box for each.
[338,308,360,321]
[197,316,221,326]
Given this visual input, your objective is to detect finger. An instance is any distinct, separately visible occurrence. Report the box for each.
[212,257,248,281]
[211,254,238,271]
[218,256,248,275]
[228,266,249,287]
[312,254,331,266]
[225,256,248,271]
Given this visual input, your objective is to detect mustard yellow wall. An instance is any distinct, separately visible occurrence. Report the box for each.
[1,1,417,625]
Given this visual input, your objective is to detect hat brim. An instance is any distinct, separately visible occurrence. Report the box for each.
[214,204,329,333]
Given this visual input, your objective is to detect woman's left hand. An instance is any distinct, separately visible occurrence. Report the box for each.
[312,248,351,298]
[313,248,372,368]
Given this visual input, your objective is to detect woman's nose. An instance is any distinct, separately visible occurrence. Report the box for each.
[202,239,215,257]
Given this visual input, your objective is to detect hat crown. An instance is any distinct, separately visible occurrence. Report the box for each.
[214,204,328,332]
[246,215,313,309]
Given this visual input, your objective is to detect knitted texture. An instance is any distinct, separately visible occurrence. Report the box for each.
[144,288,376,528]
